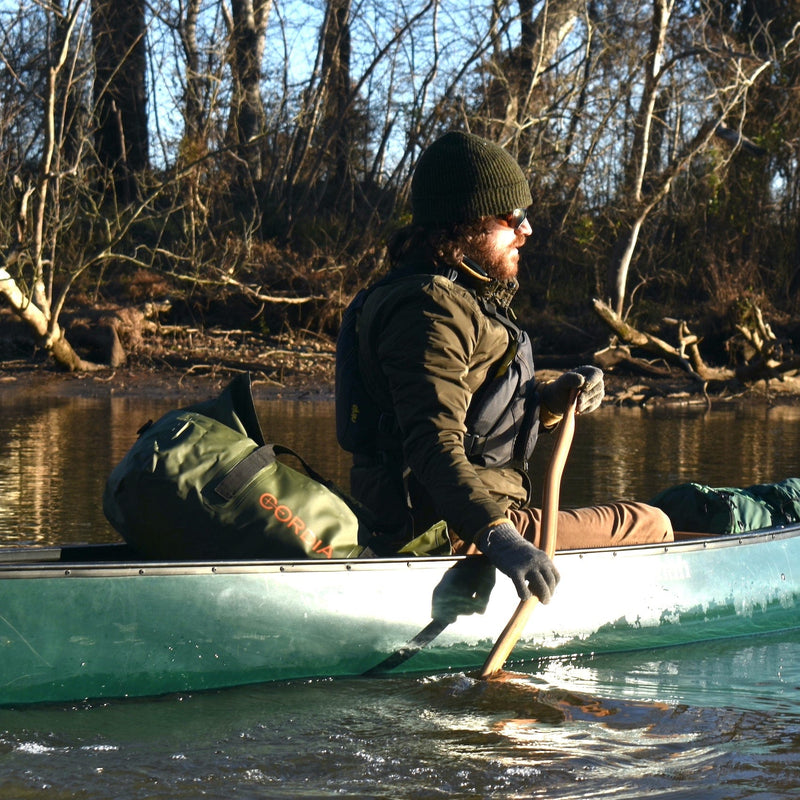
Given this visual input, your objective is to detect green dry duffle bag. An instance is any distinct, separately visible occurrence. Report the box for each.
[103,373,379,560]
[649,478,800,535]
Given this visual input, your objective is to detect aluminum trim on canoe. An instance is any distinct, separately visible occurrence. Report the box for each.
[0,554,462,579]
[0,525,796,579]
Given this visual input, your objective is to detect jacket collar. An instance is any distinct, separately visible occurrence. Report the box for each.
[451,259,519,310]
[391,258,520,310]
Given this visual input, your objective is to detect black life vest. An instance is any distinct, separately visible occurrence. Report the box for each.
[463,298,539,470]
[334,265,540,471]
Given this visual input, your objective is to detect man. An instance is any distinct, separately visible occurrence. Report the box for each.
[336,131,672,604]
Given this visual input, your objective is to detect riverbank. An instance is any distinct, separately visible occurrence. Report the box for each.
[0,319,339,402]
[2,341,800,407]
[2,304,799,406]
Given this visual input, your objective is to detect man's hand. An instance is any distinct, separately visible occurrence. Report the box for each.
[477,522,560,603]
[431,557,496,624]
[541,365,604,416]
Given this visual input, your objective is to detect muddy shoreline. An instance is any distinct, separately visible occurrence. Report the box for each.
[2,303,799,407]
[2,354,799,409]
[0,361,337,403]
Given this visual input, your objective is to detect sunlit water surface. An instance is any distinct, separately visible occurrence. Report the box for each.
[0,394,799,798]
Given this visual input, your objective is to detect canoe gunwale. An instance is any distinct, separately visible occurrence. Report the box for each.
[1,522,798,580]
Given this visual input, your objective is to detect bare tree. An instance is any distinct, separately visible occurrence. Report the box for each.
[224,0,271,185]
[91,0,148,201]
[0,1,183,370]
[1,0,95,370]
[605,0,771,316]
[320,0,354,208]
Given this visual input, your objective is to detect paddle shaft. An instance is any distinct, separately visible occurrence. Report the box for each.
[479,393,578,678]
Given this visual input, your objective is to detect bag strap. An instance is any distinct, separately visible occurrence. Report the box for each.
[273,443,330,487]
[213,443,380,534]
[214,445,277,500]
[273,444,382,536]
[213,443,326,501]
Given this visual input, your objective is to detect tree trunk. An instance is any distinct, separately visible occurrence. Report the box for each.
[91,0,148,202]
[227,0,271,183]
[181,0,205,143]
[281,0,354,235]
[320,0,353,206]
[0,265,99,371]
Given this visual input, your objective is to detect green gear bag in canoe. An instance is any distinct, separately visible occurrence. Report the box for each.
[102,373,378,560]
[649,478,800,535]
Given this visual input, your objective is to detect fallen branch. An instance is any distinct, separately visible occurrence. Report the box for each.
[594,344,673,377]
[592,298,718,380]
[593,298,800,388]
[164,269,326,305]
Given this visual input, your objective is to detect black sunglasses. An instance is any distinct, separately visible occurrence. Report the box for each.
[501,208,528,230]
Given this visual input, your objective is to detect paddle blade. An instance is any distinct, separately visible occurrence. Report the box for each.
[479,597,538,678]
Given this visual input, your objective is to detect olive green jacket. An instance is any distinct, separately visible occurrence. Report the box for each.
[351,269,537,546]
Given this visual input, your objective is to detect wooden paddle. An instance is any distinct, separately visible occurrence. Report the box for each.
[479,391,578,679]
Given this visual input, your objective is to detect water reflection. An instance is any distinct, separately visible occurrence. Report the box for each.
[547,404,800,508]
[0,395,798,547]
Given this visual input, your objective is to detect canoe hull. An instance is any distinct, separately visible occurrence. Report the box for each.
[1,526,799,705]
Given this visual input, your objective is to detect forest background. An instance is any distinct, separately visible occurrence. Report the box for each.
[1,0,799,401]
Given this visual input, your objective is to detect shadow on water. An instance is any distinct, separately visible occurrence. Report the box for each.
[0,678,753,799]
[1,631,799,799]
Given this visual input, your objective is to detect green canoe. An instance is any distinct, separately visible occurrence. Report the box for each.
[1,524,799,706]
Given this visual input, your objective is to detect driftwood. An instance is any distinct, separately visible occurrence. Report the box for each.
[734,355,800,383]
[592,298,799,386]
[731,302,800,382]
[593,344,673,377]
[592,298,724,381]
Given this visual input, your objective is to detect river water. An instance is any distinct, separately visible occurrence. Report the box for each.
[0,394,799,798]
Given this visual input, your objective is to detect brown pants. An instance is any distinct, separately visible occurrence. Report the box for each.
[508,501,674,551]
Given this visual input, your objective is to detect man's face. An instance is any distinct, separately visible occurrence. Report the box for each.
[466,211,532,282]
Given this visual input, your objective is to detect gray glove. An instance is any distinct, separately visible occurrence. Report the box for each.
[540,365,604,416]
[477,522,560,603]
[431,557,496,624]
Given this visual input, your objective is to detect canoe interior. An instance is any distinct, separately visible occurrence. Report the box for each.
[0,542,142,564]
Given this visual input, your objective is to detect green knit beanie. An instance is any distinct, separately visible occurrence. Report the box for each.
[411,131,532,228]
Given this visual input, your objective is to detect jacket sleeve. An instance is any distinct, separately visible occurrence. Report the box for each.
[365,277,510,543]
